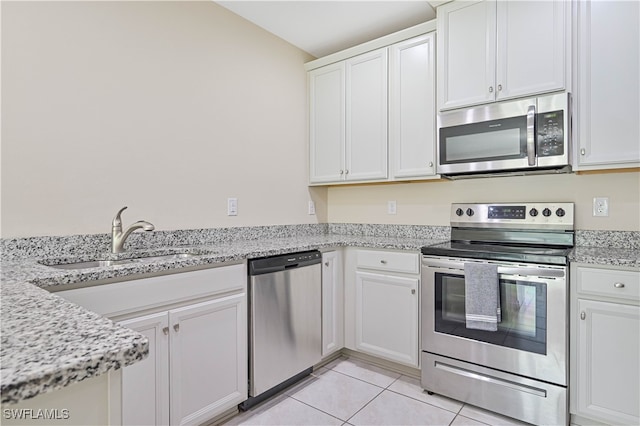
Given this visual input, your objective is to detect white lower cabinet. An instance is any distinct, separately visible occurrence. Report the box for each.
[119,312,170,426]
[168,295,247,425]
[571,264,640,425]
[322,250,344,357]
[349,249,420,367]
[120,294,247,426]
[57,264,248,426]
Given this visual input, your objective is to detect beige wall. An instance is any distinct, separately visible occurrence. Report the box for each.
[328,171,640,231]
[1,1,324,238]
[2,2,638,239]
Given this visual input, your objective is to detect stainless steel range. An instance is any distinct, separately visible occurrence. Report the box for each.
[421,202,574,426]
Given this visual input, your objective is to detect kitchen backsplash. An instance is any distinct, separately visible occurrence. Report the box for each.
[574,230,640,250]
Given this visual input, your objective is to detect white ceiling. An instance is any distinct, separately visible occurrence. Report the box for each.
[215,1,437,58]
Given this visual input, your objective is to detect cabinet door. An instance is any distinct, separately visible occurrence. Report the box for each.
[355,271,419,367]
[309,62,345,183]
[389,34,437,179]
[496,0,566,101]
[169,293,247,426]
[575,1,640,170]
[345,48,388,181]
[437,0,496,110]
[576,299,640,425]
[118,312,170,426]
[322,251,344,357]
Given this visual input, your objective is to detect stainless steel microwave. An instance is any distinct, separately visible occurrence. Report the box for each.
[437,93,571,177]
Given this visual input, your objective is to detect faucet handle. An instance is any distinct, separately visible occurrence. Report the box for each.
[113,206,128,227]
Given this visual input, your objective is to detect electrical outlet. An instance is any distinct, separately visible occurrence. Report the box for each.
[308,200,316,215]
[388,201,397,215]
[227,198,238,216]
[593,197,609,217]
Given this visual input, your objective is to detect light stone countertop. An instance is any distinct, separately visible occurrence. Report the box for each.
[1,226,638,405]
[0,233,441,405]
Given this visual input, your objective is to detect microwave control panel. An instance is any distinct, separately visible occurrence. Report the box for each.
[537,110,564,157]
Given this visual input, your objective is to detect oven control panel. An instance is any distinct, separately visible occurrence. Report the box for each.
[451,202,574,230]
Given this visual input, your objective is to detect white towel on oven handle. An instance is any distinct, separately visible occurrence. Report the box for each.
[464,262,501,332]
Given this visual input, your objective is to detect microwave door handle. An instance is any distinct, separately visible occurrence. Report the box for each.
[526,105,536,166]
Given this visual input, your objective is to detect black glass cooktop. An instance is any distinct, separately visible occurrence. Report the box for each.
[421,241,572,265]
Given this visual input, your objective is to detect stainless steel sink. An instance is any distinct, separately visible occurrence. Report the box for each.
[44,253,199,270]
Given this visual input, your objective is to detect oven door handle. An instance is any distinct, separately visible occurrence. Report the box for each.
[423,260,565,279]
[527,104,536,166]
[497,266,565,278]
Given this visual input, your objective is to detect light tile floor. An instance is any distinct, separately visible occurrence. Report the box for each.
[223,357,531,426]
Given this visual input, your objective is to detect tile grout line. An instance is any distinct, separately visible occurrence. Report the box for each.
[384,387,465,417]
[327,366,401,390]
[327,362,470,422]
[343,386,386,425]
[285,394,348,425]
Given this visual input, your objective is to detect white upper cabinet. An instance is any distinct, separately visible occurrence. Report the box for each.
[309,49,388,184]
[437,0,496,110]
[309,62,345,183]
[574,0,640,170]
[495,0,566,100]
[307,22,438,185]
[345,48,389,182]
[437,0,567,111]
[389,33,438,179]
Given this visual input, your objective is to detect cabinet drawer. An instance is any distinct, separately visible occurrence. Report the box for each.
[577,266,640,301]
[356,250,419,274]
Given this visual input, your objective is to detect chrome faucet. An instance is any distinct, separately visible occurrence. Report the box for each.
[111,206,155,253]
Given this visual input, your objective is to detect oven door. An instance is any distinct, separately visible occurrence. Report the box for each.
[421,256,568,386]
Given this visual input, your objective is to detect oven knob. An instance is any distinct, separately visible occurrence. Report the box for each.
[556,208,566,217]
[456,208,464,217]
[542,208,552,217]
[466,208,475,217]
[529,208,539,217]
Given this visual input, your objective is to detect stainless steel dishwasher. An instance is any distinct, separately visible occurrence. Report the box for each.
[239,250,322,411]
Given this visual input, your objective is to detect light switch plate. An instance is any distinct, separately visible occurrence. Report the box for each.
[227,198,238,216]
[308,200,316,215]
[388,201,397,215]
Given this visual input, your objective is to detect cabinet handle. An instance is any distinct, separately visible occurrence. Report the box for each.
[411,289,416,295]
[428,161,434,167]
[614,282,626,288]
[497,84,502,91]
[580,312,586,320]
[173,324,180,332]
[581,148,586,155]
[345,169,349,175]
[340,170,344,175]
[489,86,494,93]
[380,260,387,264]
[324,261,329,267]
[163,327,169,335]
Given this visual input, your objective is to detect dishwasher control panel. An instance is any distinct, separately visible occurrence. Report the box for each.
[249,250,322,275]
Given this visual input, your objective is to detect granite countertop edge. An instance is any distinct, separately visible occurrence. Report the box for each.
[0,234,439,405]
[1,233,638,405]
